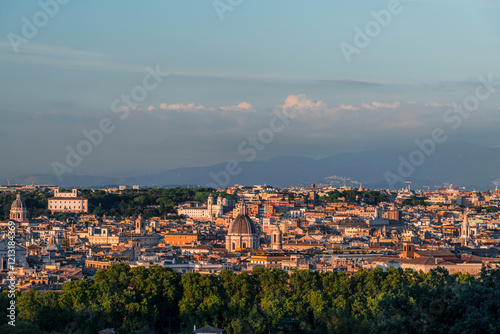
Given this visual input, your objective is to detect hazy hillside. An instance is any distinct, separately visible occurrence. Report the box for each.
[12,141,500,190]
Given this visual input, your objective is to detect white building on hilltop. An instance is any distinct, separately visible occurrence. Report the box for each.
[48,188,88,213]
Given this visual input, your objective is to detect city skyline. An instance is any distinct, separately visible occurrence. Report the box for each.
[4,2,500,333]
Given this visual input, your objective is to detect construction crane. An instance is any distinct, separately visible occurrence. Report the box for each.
[404,181,412,191]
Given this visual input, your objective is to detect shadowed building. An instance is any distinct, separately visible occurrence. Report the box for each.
[0,238,27,270]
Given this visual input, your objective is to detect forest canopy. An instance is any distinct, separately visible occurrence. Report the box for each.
[1,265,499,334]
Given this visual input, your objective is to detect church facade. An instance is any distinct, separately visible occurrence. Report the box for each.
[177,194,232,219]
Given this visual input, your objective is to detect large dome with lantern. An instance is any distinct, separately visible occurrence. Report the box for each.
[226,210,260,252]
[228,214,258,235]
[10,193,27,221]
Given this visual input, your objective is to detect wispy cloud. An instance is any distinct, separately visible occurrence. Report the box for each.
[317,79,385,87]
[400,0,500,8]
[0,42,144,72]
[0,42,101,58]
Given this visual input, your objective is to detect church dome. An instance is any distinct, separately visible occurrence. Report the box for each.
[228,215,257,235]
[11,194,26,210]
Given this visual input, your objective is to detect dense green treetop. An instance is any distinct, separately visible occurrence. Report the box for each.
[320,190,387,205]
[0,187,237,220]
[2,265,499,334]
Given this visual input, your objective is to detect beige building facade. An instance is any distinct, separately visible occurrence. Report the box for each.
[48,188,88,213]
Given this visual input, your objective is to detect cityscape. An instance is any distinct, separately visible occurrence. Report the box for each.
[1,183,500,333]
[2,1,500,334]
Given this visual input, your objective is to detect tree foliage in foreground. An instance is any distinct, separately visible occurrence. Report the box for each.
[1,265,500,334]
[0,190,51,220]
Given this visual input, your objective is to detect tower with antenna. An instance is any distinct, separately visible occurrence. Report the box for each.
[404,181,411,191]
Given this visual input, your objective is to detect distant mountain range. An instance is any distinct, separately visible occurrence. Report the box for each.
[10,141,500,190]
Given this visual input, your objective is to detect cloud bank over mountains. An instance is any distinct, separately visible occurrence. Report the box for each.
[3,91,500,179]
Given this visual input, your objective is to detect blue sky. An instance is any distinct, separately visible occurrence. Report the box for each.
[1,0,500,179]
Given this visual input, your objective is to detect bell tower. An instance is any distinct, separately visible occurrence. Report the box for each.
[270,226,282,250]
[135,214,145,234]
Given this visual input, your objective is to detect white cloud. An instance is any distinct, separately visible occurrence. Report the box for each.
[278,94,404,123]
[145,101,255,113]
[282,94,327,111]
[280,94,401,113]
[339,104,359,110]
[360,101,400,110]
[220,101,254,112]
[134,93,483,141]
[425,102,456,108]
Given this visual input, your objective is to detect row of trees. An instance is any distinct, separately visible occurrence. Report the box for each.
[320,190,387,205]
[80,187,219,218]
[1,187,237,220]
[82,188,235,219]
[2,265,499,334]
[403,197,428,206]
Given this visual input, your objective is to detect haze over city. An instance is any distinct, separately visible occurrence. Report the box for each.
[1,0,500,185]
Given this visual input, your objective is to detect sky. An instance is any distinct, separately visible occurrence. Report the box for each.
[1,0,500,180]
